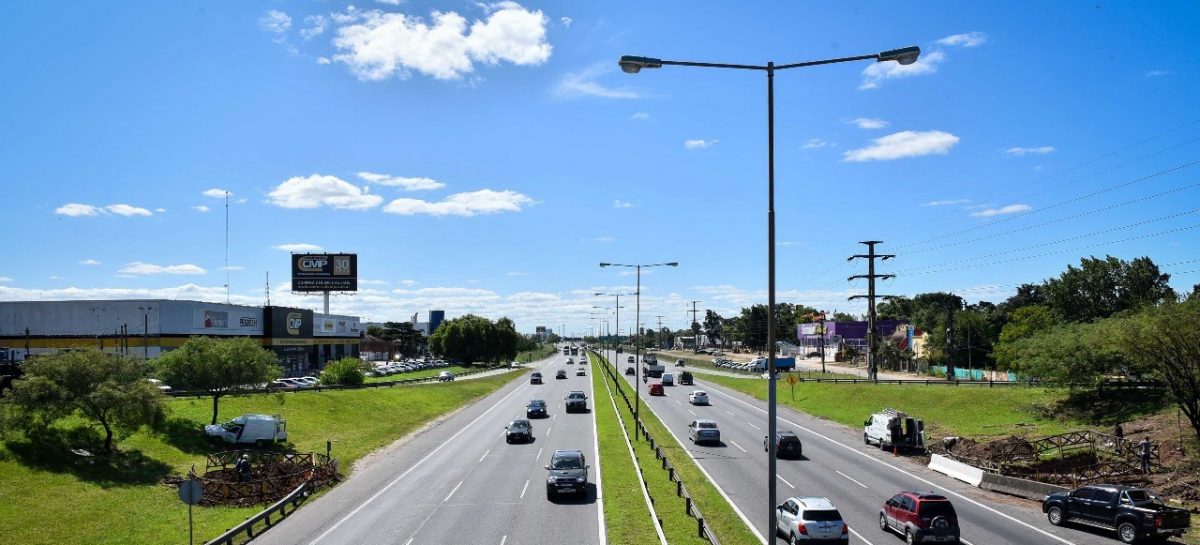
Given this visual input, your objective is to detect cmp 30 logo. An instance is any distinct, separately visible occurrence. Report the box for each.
[286,312,303,335]
[333,256,351,275]
[297,256,329,272]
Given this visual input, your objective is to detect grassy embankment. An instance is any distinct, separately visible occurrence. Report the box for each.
[0,371,521,545]
[593,353,761,545]
[516,342,558,362]
[364,364,474,383]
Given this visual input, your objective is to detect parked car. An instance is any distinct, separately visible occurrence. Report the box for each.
[688,390,709,405]
[295,376,319,387]
[438,371,455,382]
[661,372,675,386]
[776,496,849,544]
[269,378,302,390]
[679,371,694,385]
[648,382,664,396]
[530,372,543,384]
[1043,485,1190,544]
[765,431,804,458]
[556,369,567,380]
[564,391,588,412]
[526,399,548,418]
[879,492,960,544]
[625,366,636,375]
[688,419,721,445]
[204,414,287,446]
[505,418,533,443]
[545,449,589,499]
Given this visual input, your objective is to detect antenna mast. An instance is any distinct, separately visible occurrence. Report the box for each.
[224,190,231,304]
[265,271,271,306]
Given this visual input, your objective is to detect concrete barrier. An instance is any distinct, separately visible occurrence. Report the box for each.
[927,454,984,487]
[980,472,1068,501]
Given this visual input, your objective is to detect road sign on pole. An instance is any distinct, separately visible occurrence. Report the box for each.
[179,479,203,545]
[786,373,798,400]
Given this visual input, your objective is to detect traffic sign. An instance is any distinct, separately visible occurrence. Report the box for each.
[786,374,799,385]
[178,479,203,505]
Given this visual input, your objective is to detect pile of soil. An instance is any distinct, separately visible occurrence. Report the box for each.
[947,435,1036,462]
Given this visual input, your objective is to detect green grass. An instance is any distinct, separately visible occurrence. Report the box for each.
[702,374,1080,440]
[516,343,557,362]
[592,353,760,545]
[363,364,475,383]
[0,370,521,545]
[588,355,662,545]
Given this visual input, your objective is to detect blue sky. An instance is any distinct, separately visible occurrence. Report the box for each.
[1,1,1198,334]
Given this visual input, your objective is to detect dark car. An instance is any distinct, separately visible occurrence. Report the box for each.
[648,383,664,396]
[1043,484,1190,544]
[530,372,543,384]
[526,399,548,418]
[564,391,588,412]
[555,369,567,379]
[765,431,803,458]
[505,419,533,443]
[679,371,694,385]
[545,449,589,499]
[625,366,636,376]
[880,492,960,544]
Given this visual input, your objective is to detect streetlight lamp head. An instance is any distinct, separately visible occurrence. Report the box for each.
[666,262,679,267]
[619,55,663,74]
[599,263,611,268]
[878,46,921,66]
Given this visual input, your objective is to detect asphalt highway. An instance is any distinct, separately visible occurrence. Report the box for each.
[254,352,603,545]
[601,349,1169,545]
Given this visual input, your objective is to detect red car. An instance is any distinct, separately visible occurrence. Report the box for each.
[879,491,960,544]
[648,383,665,396]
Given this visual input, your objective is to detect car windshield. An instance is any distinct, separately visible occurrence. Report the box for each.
[693,392,706,396]
[918,501,957,518]
[803,509,842,521]
[509,420,529,429]
[779,436,800,444]
[529,400,544,407]
[698,422,717,429]
[552,457,582,469]
[568,393,585,399]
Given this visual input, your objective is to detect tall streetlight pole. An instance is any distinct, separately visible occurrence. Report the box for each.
[600,262,678,426]
[618,45,920,540]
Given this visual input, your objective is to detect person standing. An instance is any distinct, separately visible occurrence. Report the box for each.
[235,454,252,482]
[1114,423,1125,454]
[1138,437,1152,475]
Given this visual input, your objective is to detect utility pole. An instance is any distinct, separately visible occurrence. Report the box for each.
[688,300,703,349]
[655,315,664,349]
[848,241,894,382]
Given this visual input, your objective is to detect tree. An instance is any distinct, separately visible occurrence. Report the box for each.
[831,312,857,322]
[999,283,1048,315]
[428,314,523,364]
[1004,320,1126,386]
[993,305,1058,370]
[703,310,724,347]
[690,321,702,347]
[1044,255,1175,322]
[156,336,280,425]
[1117,298,1200,440]
[320,357,366,386]
[1,350,165,451]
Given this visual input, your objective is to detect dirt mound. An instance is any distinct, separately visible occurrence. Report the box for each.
[948,435,1035,462]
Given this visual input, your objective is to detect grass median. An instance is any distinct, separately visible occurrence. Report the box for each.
[593,353,760,545]
[0,370,522,545]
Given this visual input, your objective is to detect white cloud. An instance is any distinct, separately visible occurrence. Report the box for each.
[300,15,328,40]
[859,50,945,90]
[1004,146,1055,156]
[356,171,446,191]
[376,0,404,5]
[849,117,889,129]
[0,277,11,283]
[613,200,634,208]
[105,204,153,217]
[560,16,572,28]
[400,279,418,286]
[684,139,718,150]
[192,205,210,212]
[55,203,103,217]
[937,32,987,47]
[202,188,231,198]
[383,189,534,216]
[220,265,245,271]
[360,279,390,285]
[582,236,614,243]
[1144,70,1171,78]
[802,138,828,149]
[332,3,551,81]
[843,130,959,162]
[555,64,640,99]
[48,276,62,280]
[267,174,383,210]
[506,271,530,276]
[79,259,101,266]
[921,199,970,207]
[259,10,292,34]
[154,208,167,213]
[971,204,1032,217]
[317,57,332,65]
[274,243,323,253]
[630,112,649,120]
[118,262,207,276]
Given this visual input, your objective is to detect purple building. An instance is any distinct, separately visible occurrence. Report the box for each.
[797,320,911,351]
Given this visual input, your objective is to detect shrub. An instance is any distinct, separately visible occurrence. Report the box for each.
[320,357,366,386]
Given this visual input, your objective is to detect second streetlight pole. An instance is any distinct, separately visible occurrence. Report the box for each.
[765,61,780,539]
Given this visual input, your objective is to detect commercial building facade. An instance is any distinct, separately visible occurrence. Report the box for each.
[0,300,361,377]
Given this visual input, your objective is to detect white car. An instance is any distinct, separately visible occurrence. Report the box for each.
[295,376,319,387]
[776,496,847,543]
[146,378,172,392]
[688,391,709,405]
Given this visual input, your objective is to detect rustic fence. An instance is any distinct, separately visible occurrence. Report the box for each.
[945,429,1160,486]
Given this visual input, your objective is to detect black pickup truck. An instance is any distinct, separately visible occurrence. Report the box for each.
[1043,484,1189,543]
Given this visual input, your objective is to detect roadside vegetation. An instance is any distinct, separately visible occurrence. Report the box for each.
[0,363,520,545]
[516,342,557,362]
[363,364,475,383]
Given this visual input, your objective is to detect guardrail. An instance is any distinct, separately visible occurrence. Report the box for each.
[592,351,722,545]
[203,479,310,545]
[166,366,509,398]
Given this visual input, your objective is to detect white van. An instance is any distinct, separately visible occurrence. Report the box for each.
[661,372,675,386]
[863,408,924,451]
[205,414,288,446]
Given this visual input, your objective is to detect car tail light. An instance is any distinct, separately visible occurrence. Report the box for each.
[796,523,808,535]
[842,524,848,535]
[1155,515,1163,528]
[920,517,931,528]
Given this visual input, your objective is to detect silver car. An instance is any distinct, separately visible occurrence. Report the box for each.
[687,419,720,445]
[776,496,848,544]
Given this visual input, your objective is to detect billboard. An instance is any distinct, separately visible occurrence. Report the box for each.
[291,253,358,292]
[265,306,313,339]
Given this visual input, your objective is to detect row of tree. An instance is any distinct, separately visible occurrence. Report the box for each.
[427,314,533,364]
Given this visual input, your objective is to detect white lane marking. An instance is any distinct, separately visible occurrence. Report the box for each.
[836,470,869,489]
[688,409,697,416]
[747,422,762,431]
[520,479,529,499]
[500,535,507,545]
[777,474,795,489]
[587,354,608,545]
[403,538,413,545]
[479,449,490,463]
[307,380,526,545]
[674,399,682,405]
[546,427,552,437]
[730,440,747,453]
[444,480,464,502]
[537,447,543,460]
[848,527,875,545]
[553,413,557,420]
[725,410,735,416]
[704,385,1080,545]
[961,539,975,545]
